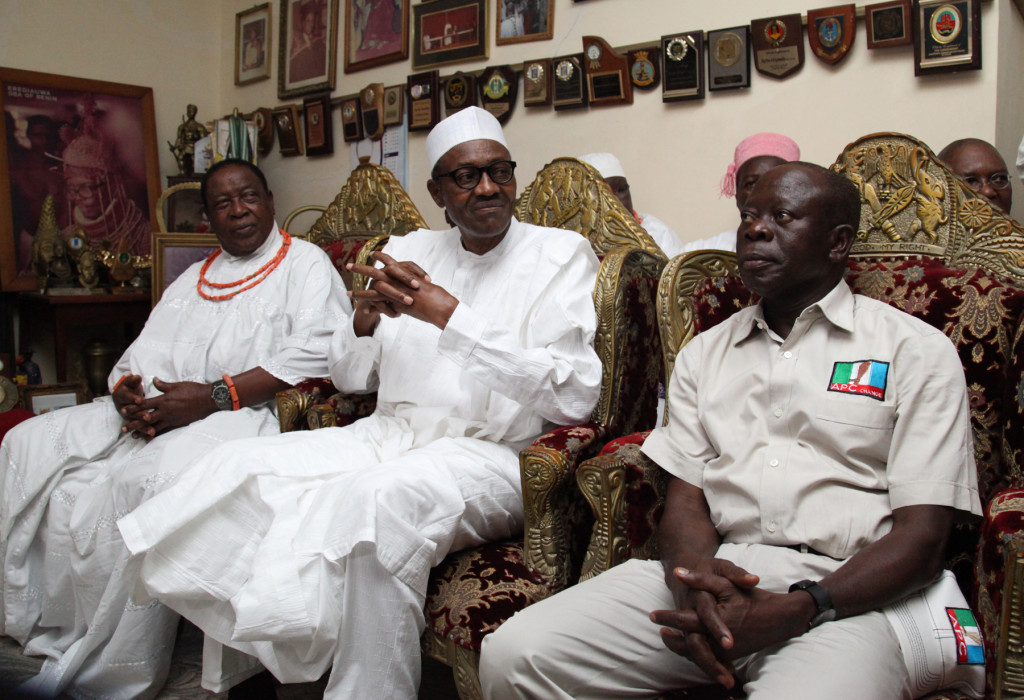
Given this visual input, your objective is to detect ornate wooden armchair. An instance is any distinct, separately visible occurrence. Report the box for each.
[575,133,1024,699]
[277,156,665,697]
[274,158,426,433]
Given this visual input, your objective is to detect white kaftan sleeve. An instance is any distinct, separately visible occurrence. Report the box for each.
[328,317,382,394]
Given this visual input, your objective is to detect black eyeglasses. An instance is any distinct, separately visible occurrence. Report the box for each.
[963,172,1010,191]
[435,160,516,190]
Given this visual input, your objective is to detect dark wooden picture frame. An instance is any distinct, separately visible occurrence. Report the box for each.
[152,231,220,305]
[412,0,488,70]
[19,381,87,414]
[912,0,981,75]
[303,93,334,155]
[866,0,913,48]
[345,0,410,73]
[236,3,273,85]
[0,68,160,292]
[278,0,339,99]
[496,0,554,45]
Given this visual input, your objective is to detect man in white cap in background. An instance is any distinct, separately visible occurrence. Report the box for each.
[579,151,686,258]
[117,106,603,700]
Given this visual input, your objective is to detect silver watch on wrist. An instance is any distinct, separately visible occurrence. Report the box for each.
[210,379,232,411]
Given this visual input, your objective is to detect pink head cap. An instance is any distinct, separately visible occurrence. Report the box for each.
[719,133,801,197]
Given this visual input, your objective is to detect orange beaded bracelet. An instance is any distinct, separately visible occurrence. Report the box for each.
[112,375,130,392]
[222,373,240,411]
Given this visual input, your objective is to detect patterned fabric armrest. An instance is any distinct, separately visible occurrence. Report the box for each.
[577,431,667,582]
[978,487,1024,695]
[276,378,337,432]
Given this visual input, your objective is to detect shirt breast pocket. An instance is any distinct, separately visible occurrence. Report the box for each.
[815,397,896,430]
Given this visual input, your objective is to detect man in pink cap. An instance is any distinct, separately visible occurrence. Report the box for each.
[680,132,801,254]
[117,106,602,700]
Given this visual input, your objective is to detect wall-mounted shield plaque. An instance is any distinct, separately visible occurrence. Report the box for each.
[913,0,981,75]
[383,84,405,126]
[807,5,856,65]
[360,83,385,140]
[751,14,805,78]
[339,95,363,143]
[479,65,517,123]
[443,72,477,116]
[407,70,440,131]
[523,58,552,107]
[552,53,587,111]
[661,32,705,102]
[582,35,633,106]
[304,93,334,155]
[627,46,660,90]
[707,26,751,90]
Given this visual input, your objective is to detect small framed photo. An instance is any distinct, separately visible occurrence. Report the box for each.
[412,0,488,71]
[236,3,272,85]
[157,182,209,233]
[19,382,87,414]
[152,232,220,305]
[303,93,334,156]
[345,0,410,73]
[865,0,912,48]
[279,0,339,99]
[273,104,305,156]
[496,0,554,45]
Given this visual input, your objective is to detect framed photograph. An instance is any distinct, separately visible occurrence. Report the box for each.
[152,232,220,305]
[19,382,87,414]
[156,182,208,233]
[273,104,305,156]
[303,93,334,156]
[236,3,272,85]
[0,68,160,292]
[279,0,339,99]
[496,0,554,45]
[345,0,410,73]
[866,0,912,49]
[912,0,981,75]
[412,0,488,70]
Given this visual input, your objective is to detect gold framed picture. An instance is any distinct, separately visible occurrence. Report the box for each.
[236,3,272,85]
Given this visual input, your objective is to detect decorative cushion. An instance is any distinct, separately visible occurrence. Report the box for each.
[322,237,373,289]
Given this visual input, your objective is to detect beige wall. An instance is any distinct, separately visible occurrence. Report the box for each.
[3,0,1023,242]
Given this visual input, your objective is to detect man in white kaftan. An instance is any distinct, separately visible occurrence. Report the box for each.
[118,107,603,700]
[0,159,351,698]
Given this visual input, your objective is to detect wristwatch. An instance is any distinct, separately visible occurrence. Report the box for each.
[789,579,836,628]
[210,379,233,412]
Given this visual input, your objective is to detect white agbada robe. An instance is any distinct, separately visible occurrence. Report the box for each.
[0,226,351,698]
[118,218,603,699]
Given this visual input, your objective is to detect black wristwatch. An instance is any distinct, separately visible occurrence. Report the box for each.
[211,379,233,411]
[789,579,836,628]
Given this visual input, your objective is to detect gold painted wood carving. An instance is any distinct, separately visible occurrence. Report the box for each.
[832,132,1024,283]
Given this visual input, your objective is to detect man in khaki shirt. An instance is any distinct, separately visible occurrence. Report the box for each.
[480,163,984,699]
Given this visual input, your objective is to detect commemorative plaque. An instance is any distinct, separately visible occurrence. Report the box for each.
[582,36,633,106]
[339,96,363,143]
[272,104,303,156]
[523,59,552,107]
[807,5,856,65]
[245,107,275,155]
[707,26,750,91]
[407,70,440,131]
[479,65,518,124]
[627,46,660,90]
[865,0,913,48]
[382,84,405,126]
[913,0,981,75]
[552,54,587,111]
[751,14,805,79]
[443,72,477,117]
[303,94,334,155]
[360,83,384,141]
[661,32,704,103]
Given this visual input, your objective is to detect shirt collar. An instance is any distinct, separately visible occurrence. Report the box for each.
[737,279,854,344]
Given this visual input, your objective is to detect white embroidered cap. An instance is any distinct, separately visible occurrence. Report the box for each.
[577,153,626,180]
[426,106,508,171]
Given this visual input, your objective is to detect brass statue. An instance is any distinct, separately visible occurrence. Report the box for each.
[169,104,209,176]
[32,195,74,291]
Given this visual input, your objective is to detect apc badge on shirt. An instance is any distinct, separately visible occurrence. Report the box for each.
[828,360,889,401]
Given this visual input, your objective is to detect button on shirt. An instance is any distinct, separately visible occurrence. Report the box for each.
[642,281,982,560]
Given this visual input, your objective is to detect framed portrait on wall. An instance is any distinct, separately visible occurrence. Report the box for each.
[496,0,554,45]
[345,0,410,73]
[412,0,488,70]
[151,232,220,305]
[0,67,160,292]
[278,0,339,99]
[236,3,272,85]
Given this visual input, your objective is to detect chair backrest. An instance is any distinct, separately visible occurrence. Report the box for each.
[297,158,427,290]
[662,132,1024,594]
[517,156,666,435]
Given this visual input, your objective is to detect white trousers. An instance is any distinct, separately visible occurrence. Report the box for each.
[480,556,913,700]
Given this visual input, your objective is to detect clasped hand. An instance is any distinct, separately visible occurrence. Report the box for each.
[347,252,458,334]
[650,559,796,689]
[113,374,215,439]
